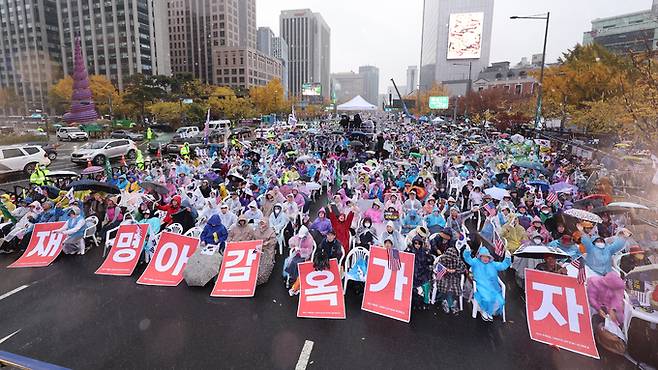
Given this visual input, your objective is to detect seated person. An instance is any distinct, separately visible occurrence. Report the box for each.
[536,254,567,275]
[314,229,344,271]
[200,214,228,252]
[620,245,652,274]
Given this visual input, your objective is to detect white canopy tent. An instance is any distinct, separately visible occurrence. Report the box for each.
[336,95,377,111]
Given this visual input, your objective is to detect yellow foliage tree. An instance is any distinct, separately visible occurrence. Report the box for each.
[250,79,289,115]
[48,75,120,117]
[208,86,255,121]
[147,101,184,125]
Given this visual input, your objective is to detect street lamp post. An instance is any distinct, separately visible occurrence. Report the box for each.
[453,61,472,119]
[511,12,550,130]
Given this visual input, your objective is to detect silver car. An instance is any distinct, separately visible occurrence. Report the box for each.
[70,139,138,166]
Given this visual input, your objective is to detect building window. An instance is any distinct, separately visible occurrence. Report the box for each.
[515,84,522,95]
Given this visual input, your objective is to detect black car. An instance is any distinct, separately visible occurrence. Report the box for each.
[111,130,144,141]
[26,142,57,160]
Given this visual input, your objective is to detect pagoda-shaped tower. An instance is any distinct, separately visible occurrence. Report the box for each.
[63,38,98,124]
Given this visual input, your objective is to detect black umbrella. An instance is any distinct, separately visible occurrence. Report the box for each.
[495,172,509,182]
[350,140,365,148]
[141,181,169,195]
[69,180,120,194]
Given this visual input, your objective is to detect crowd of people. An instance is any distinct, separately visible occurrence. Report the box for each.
[1,114,657,359]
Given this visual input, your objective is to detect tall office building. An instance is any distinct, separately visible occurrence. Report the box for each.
[257,27,275,55]
[0,0,62,113]
[280,9,331,99]
[358,65,379,105]
[420,0,494,95]
[406,65,418,95]
[58,0,170,91]
[583,0,658,54]
[272,36,289,98]
[168,0,280,90]
[331,71,365,103]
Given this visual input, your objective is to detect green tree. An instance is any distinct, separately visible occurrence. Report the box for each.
[122,74,168,124]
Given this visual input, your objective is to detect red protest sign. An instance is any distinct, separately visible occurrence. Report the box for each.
[8,222,66,268]
[96,224,149,276]
[137,232,199,286]
[211,240,262,297]
[525,269,599,359]
[361,246,414,323]
[297,259,345,319]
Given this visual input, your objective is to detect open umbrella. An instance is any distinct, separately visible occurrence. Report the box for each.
[183,247,223,287]
[484,187,510,201]
[69,180,120,194]
[80,166,104,175]
[573,193,612,207]
[564,208,603,223]
[550,181,578,194]
[227,173,245,183]
[514,161,548,174]
[624,264,658,282]
[141,181,168,195]
[464,160,479,168]
[349,140,365,148]
[606,202,650,210]
[513,244,570,259]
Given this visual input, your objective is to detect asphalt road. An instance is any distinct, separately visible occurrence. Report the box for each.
[0,198,636,370]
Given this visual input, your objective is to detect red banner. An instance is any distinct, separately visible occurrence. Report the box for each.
[297,259,345,319]
[96,224,149,276]
[211,240,262,297]
[525,269,599,359]
[136,232,199,286]
[8,222,66,268]
[361,246,415,322]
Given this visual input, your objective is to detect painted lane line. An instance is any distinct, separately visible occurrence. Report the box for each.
[0,329,20,344]
[0,285,30,301]
[295,340,314,370]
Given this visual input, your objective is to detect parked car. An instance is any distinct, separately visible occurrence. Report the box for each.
[165,135,205,155]
[111,130,144,141]
[25,142,58,161]
[175,126,200,139]
[57,127,89,141]
[0,145,51,174]
[146,131,174,154]
[70,139,138,166]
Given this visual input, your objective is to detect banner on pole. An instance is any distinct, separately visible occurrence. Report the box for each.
[525,269,599,359]
[96,224,148,276]
[8,222,66,268]
[297,259,345,319]
[211,240,262,297]
[137,232,198,286]
[361,246,415,322]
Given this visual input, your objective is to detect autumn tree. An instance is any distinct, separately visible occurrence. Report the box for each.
[250,79,289,115]
[48,74,120,117]
[207,86,255,121]
[122,74,168,124]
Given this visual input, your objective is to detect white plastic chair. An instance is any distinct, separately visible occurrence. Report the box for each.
[166,223,183,235]
[155,210,167,221]
[342,247,369,294]
[184,226,202,238]
[103,225,120,257]
[470,275,506,322]
[429,256,465,312]
[80,216,99,254]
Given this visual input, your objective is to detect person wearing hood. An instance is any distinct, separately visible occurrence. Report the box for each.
[243,200,263,224]
[286,225,315,294]
[309,208,332,236]
[587,272,625,321]
[406,236,433,310]
[500,215,528,253]
[225,192,243,216]
[218,203,238,231]
[363,200,384,226]
[525,216,551,243]
[256,219,277,285]
[327,203,354,253]
[137,207,162,262]
[115,175,129,191]
[424,207,446,234]
[403,190,422,213]
[580,225,630,276]
[429,227,454,256]
[462,245,512,321]
[200,214,228,251]
[401,209,422,235]
[55,206,88,255]
[228,215,255,242]
[437,244,467,314]
[260,191,277,218]
[157,195,181,227]
[355,217,378,249]
[380,221,405,251]
[0,201,43,253]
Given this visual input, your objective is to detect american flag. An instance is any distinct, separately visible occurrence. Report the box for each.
[434,262,447,280]
[483,201,497,216]
[64,187,75,204]
[546,192,558,205]
[571,256,586,284]
[387,248,401,271]
[493,231,505,257]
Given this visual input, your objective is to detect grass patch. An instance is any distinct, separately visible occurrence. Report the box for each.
[0,135,48,145]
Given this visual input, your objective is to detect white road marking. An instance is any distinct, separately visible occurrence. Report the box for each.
[0,284,30,301]
[295,340,314,370]
[0,329,20,344]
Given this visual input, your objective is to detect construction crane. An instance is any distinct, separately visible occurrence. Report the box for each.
[390,78,411,117]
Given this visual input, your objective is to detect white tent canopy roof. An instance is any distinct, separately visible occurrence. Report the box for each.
[337,95,377,111]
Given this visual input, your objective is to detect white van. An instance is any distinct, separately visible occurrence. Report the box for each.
[175,126,200,139]
[208,120,231,132]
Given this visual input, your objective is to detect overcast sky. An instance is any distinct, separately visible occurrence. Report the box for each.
[257,0,652,93]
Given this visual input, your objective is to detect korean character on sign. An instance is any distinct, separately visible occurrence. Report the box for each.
[222,248,258,282]
[304,270,339,306]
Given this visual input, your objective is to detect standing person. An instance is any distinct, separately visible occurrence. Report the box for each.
[180,142,191,160]
[146,127,154,142]
[327,203,354,253]
[255,219,277,285]
[407,237,433,310]
[580,226,631,276]
[29,164,48,187]
[462,245,512,321]
[437,244,467,314]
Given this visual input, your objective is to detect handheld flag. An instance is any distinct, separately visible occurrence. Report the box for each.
[204,108,210,145]
[433,262,447,280]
